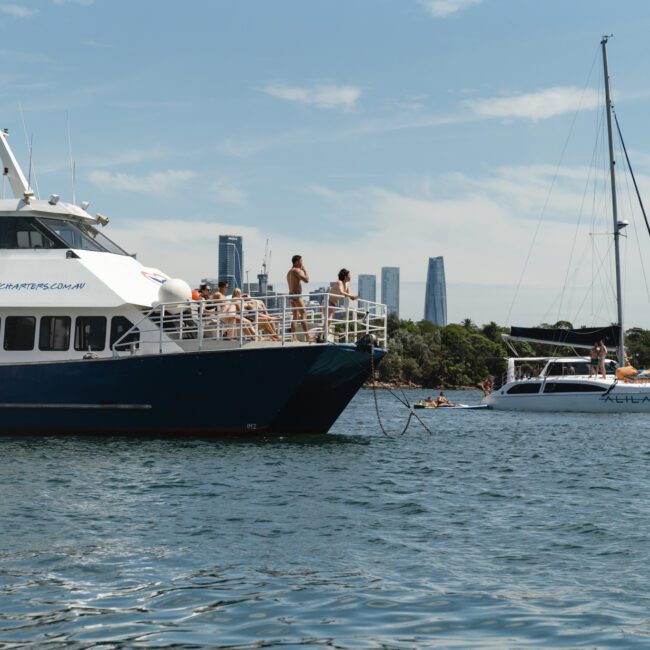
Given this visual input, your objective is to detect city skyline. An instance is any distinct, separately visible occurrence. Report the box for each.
[14,1,646,326]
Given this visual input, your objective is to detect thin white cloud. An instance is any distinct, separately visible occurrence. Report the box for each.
[0,3,37,17]
[211,180,247,206]
[263,84,361,111]
[465,86,599,121]
[52,0,94,5]
[101,161,650,327]
[87,169,195,195]
[420,0,481,18]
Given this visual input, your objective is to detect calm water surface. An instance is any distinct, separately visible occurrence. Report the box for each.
[2,389,650,648]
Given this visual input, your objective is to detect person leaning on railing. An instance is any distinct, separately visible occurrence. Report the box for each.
[326,268,358,332]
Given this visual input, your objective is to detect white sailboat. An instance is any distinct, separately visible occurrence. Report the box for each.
[483,36,650,413]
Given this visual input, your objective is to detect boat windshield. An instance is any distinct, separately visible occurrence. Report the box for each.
[38,218,129,255]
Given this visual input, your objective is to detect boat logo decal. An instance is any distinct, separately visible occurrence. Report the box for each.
[141,271,168,285]
[600,395,650,404]
[0,281,86,291]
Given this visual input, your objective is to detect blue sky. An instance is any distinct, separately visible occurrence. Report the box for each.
[3,0,650,326]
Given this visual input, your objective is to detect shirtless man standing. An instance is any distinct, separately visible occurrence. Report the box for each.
[287,254,310,340]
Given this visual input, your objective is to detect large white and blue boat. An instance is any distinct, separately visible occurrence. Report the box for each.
[0,128,387,434]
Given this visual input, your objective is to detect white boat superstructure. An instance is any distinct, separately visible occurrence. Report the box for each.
[483,356,650,412]
[0,127,388,434]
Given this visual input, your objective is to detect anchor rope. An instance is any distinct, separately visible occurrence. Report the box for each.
[369,343,433,436]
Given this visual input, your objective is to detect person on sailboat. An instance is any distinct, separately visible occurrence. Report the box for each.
[589,343,599,378]
[598,340,608,379]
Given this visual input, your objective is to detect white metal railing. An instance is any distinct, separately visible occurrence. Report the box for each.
[111,292,388,356]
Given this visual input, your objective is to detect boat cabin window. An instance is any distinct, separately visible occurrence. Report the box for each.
[41,218,105,252]
[543,382,607,393]
[39,316,71,351]
[0,217,65,249]
[110,316,139,349]
[74,316,106,351]
[38,218,128,256]
[507,383,541,395]
[4,316,35,351]
[545,362,590,376]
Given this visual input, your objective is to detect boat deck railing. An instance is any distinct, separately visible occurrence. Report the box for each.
[111,292,388,355]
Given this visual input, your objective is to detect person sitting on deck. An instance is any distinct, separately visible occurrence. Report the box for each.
[198,283,211,300]
[233,289,280,341]
[212,282,257,340]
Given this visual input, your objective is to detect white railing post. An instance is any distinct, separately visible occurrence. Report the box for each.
[282,296,287,346]
[239,299,244,347]
[324,292,329,342]
[198,300,204,351]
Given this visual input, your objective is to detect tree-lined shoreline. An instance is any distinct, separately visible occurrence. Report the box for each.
[375,314,650,389]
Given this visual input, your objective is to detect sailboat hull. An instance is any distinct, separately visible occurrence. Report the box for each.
[484,378,650,413]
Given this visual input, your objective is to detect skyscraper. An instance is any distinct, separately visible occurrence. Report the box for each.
[424,256,447,326]
[218,235,243,290]
[381,267,400,316]
[358,274,376,303]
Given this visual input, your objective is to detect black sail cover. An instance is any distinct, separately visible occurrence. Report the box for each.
[509,325,620,349]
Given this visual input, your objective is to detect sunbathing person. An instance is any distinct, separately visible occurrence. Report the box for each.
[233,289,280,341]
[212,284,257,340]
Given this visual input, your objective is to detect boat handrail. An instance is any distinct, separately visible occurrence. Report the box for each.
[111,291,388,356]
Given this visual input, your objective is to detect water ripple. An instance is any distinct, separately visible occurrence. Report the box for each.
[1,391,650,647]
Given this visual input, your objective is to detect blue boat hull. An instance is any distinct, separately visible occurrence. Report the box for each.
[0,344,385,435]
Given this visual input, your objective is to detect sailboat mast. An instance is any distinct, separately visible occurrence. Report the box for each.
[601,35,625,367]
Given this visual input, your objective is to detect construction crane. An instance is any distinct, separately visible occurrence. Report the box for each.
[257,239,271,295]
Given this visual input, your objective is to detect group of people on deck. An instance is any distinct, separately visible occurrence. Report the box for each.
[193,254,359,342]
[589,339,608,379]
[194,279,281,341]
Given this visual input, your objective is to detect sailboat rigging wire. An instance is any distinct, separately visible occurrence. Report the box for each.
[614,111,650,239]
[506,46,600,326]
[556,109,605,322]
[619,130,650,305]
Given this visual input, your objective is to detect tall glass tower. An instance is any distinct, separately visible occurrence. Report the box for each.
[424,256,447,326]
[358,274,376,302]
[381,267,400,316]
[218,235,243,290]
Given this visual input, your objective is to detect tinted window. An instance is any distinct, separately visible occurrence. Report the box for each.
[4,316,35,350]
[39,316,71,351]
[507,383,541,395]
[0,217,64,249]
[546,362,590,376]
[39,218,129,255]
[544,382,606,393]
[43,219,104,252]
[110,316,139,349]
[74,316,106,351]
